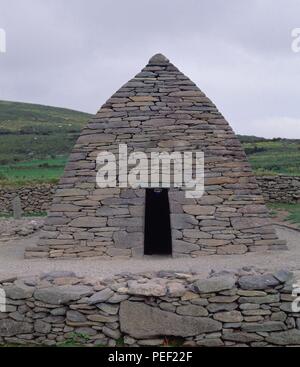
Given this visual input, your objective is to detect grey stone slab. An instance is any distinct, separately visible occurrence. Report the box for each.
[119,301,222,338]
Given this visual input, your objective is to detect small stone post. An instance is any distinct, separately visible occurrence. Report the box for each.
[12,196,22,219]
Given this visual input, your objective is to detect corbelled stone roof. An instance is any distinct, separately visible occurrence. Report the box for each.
[76,52,239,160]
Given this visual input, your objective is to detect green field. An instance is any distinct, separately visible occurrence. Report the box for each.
[0,100,299,185]
[0,157,67,185]
[239,136,300,176]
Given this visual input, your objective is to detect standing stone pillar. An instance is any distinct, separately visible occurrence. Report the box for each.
[12,196,22,219]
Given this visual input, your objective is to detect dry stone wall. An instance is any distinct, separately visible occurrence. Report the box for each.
[256,176,300,203]
[0,175,298,215]
[0,184,54,215]
[0,269,300,347]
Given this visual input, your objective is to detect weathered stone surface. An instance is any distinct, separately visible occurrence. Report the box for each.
[238,274,280,290]
[231,217,270,230]
[209,295,239,303]
[66,310,87,322]
[138,339,164,346]
[77,133,115,144]
[96,207,129,216]
[108,293,129,304]
[88,288,114,304]
[120,301,222,338]
[55,188,88,197]
[193,275,236,294]
[237,290,267,297]
[271,311,287,322]
[222,331,263,343]
[239,293,280,304]
[170,214,198,229]
[127,281,166,297]
[213,311,243,323]
[266,330,300,345]
[102,326,121,340]
[217,245,247,255]
[75,327,98,336]
[4,282,34,300]
[34,320,51,334]
[167,282,186,297]
[113,231,143,249]
[50,307,67,316]
[242,321,286,332]
[182,205,215,216]
[69,217,107,228]
[207,303,238,313]
[149,53,169,64]
[176,305,208,317]
[173,240,199,253]
[182,229,212,239]
[87,314,118,323]
[196,338,224,347]
[34,286,92,305]
[273,269,294,283]
[0,319,32,336]
[96,303,119,315]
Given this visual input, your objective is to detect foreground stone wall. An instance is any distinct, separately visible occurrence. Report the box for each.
[256,176,300,203]
[1,269,300,347]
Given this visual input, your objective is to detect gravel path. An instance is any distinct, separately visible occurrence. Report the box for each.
[0,225,299,280]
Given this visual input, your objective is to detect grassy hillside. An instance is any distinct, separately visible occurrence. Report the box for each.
[0,100,299,185]
[238,135,300,176]
[0,100,92,164]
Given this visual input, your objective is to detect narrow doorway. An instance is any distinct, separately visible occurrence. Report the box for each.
[144,188,172,255]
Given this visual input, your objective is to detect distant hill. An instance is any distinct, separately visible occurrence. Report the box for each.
[0,100,92,165]
[0,100,299,185]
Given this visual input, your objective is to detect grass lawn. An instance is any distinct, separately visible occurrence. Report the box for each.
[267,202,300,228]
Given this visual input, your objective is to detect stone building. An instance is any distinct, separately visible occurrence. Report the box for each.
[26,54,286,259]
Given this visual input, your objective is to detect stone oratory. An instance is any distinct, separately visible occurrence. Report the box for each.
[26,54,286,259]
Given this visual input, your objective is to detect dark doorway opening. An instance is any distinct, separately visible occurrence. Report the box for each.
[144,188,172,255]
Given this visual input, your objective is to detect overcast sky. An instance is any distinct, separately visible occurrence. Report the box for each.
[0,0,299,138]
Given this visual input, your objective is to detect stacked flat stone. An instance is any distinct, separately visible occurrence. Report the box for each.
[0,184,55,215]
[256,175,300,203]
[1,175,298,215]
[0,270,299,347]
[26,53,286,259]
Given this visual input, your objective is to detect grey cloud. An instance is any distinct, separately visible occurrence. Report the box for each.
[0,0,299,138]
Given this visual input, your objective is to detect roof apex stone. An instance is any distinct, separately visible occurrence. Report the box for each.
[148,53,170,65]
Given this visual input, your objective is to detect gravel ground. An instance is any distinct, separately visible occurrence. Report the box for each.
[0,225,299,280]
